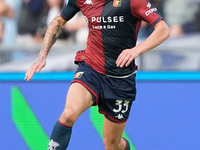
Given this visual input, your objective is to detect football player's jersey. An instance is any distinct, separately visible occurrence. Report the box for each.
[61,0,162,76]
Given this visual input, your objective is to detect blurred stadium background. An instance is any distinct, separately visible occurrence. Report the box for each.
[0,0,200,150]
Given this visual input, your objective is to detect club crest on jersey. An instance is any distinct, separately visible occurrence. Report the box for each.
[74,72,84,79]
[113,0,122,7]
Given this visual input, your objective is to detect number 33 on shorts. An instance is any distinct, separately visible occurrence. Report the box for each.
[113,100,131,120]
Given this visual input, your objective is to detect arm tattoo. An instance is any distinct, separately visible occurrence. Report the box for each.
[40,16,66,56]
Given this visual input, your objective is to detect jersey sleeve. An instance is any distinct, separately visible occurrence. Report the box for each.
[60,0,80,21]
[130,0,163,27]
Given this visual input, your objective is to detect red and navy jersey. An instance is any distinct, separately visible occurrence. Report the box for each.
[61,0,162,76]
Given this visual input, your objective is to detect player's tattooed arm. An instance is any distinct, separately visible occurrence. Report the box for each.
[39,15,67,58]
[24,15,67,81]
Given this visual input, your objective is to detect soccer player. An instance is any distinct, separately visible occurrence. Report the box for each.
[25,0,170,149]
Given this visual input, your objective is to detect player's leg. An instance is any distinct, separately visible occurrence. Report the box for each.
[100,73,136,150]
[48,82,93,150]
[103,117,130,150]
[59,82,93,126]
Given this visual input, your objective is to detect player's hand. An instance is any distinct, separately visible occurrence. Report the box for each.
[116,48,139,68]
[24,57,46,81]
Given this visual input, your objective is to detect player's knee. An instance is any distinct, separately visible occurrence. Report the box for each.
[61,108,77,125]
[103,137,119,150]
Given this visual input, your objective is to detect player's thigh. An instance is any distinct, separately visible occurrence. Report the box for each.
[103,117,126,143]
[66,82,93,112]
[60,82,93,121]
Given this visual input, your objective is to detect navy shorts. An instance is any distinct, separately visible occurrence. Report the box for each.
[72,62,136,123]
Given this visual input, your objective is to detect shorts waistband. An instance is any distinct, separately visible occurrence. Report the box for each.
[106,70,137,78]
